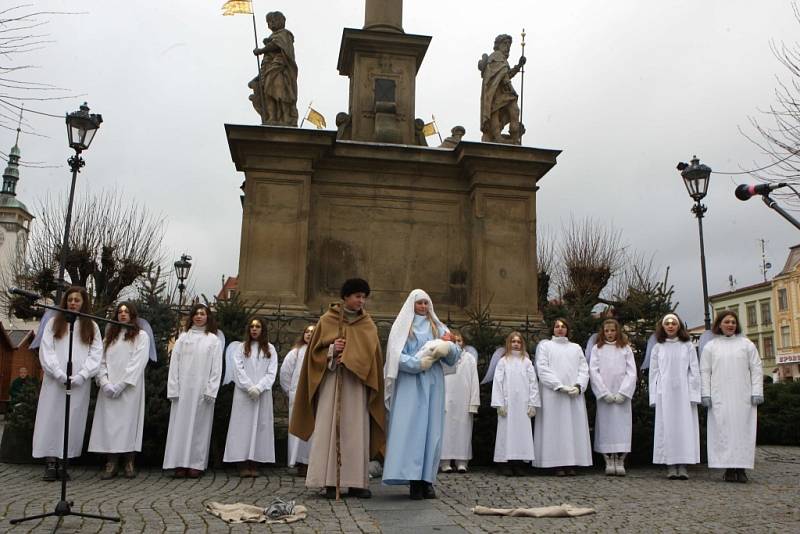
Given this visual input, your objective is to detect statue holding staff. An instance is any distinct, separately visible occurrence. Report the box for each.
[249,11,299,126]
[478,34,526,144]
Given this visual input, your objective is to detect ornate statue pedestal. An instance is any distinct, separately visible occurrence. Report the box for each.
[226,123,559,325]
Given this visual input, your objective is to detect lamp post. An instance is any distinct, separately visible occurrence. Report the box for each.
[56,103,102,303]
[174,253,192,314]
[677,156,712,330]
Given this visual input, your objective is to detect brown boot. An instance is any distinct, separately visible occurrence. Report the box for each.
[249,461,259,477]
[100,454,119,480]
[123,453,137,479]
[296,463,308,477]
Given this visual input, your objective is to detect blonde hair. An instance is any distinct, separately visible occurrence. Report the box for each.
[503,331,527,358]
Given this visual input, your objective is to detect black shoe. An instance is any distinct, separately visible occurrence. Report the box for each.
[325,486,338,499]
[348,487,372,499]
[736,469,749,483]
[422,482,436,499]
[43,461,58,482]
[723,469,737,482]
[409,480,424,500]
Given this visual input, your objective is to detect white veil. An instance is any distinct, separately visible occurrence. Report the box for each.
[384,289,446,409]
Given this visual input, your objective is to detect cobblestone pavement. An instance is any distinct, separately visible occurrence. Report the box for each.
[0,446,797,533]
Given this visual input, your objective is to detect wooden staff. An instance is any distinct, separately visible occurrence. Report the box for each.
[334,304,345,500]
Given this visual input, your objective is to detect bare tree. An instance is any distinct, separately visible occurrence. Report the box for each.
[556,217,625,307]
[741,1,800,207]
[536,225,556,308]
[7,190,166,316]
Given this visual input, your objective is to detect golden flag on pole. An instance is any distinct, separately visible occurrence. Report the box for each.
[422,121,438,137]
[221,0,252,16]
[307,107,327,129]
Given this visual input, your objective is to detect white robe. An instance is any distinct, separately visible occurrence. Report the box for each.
[649,338,700,465]
[88,330,150,453]
[163,328,222,470]
[441,350,480,460]
[701,336,763,469]
[491,353,540,462]
[223,342,278,463]
[533,337,592,468]
[589,343,637,453]
[279,344,311,466]
[32,318,102,458]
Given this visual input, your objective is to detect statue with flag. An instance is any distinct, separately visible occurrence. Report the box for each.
[237,9,299,127]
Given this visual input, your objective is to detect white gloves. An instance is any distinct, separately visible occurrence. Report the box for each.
[55,371,68,385]
[247,386,261,400]
[112,383,126,399]
[70,374,85,388]
[102,383,116,398]
[419,355,436,371]
[203,394,215,403]
[751,395,764,406]
[168,396,178,402]
[496,406,508,417]
[560,385,580,397]
[527,406,536,418]
[603,394,616,404]
[613,393,625,404]
[701,397,712,408]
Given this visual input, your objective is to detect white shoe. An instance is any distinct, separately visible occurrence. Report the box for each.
[455,461,468,473]
[677,465,689,480]
[614,454,626,476]
[667,465,678,479]
[440,462,453,473]
[604,454,615,476]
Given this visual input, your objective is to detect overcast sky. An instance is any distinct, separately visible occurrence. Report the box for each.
[6,0,800,327]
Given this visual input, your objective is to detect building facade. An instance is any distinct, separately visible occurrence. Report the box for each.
[771,245,800,382]
[709,281,776,380]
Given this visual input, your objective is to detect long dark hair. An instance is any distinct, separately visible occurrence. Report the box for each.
[52,286,96,345]
[595,318,629,348]
[104,301,141,350]
[552,317,571,338]
[243,317,271,358]
[712,310,742,336]
[291,324,315,350]
[655,313,690,343]
[185,303,217,334]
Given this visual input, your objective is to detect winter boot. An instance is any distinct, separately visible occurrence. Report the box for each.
[667,465,678,479]
[677,464,689,480]
[603,454,615,476]
[615,453,627,476]
[101,454,119,480]
[123,453,137,479]
[43,459,58,482]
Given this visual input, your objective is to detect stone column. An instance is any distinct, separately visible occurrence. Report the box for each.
[364,0,403,33]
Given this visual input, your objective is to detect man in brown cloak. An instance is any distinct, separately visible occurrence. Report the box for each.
[289,278,385,499]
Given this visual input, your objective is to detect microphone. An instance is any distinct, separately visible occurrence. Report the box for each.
[8,287,43,301]
[735,182,788,201]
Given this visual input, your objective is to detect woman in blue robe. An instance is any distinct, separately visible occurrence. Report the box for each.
[383,289,461,499]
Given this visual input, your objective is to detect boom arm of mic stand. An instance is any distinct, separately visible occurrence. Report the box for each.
[30,301,135,329]
[762,193,800,231]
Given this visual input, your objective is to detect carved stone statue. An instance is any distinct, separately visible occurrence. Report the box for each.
[414,118,428,146]
[478,34,525,144]
[249,11,298,126]
[439,126,465,149]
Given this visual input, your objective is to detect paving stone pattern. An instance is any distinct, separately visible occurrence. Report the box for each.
[0,446,798,533]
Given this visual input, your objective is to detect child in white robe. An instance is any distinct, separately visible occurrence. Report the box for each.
[533,317,592,475]
[440,331,480,473]
[33,286,102,481]
[280,324,315,476]
[492,331,540,476]
[649,313,700,480]
[223,317,278,476]
[163,304,223,478]
[589,319,637,476]
[701,310,763,483]
[88,301,150,479]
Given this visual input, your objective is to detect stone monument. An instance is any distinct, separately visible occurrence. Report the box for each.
[226,0,560,325]
[478,34,526,144]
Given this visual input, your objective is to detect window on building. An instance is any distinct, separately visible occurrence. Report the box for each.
[763,336,775,359]
[761,301,772,325]
[781,325,791,348]
[778,288,788,311]
[746,303,757,327]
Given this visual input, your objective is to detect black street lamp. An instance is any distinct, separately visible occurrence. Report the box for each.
[174,254,192,313]
[677,155,712,330]
[56,103,102,302]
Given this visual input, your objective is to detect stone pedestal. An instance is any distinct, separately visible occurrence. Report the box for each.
[226,124,559,323]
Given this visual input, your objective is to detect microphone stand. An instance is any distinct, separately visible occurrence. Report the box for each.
[9,300,132,531]
[761,193,800,231]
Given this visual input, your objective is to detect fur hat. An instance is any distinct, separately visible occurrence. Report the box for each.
[340,278,370,299]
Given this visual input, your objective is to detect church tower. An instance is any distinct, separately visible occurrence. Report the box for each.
[0,118,34,325]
